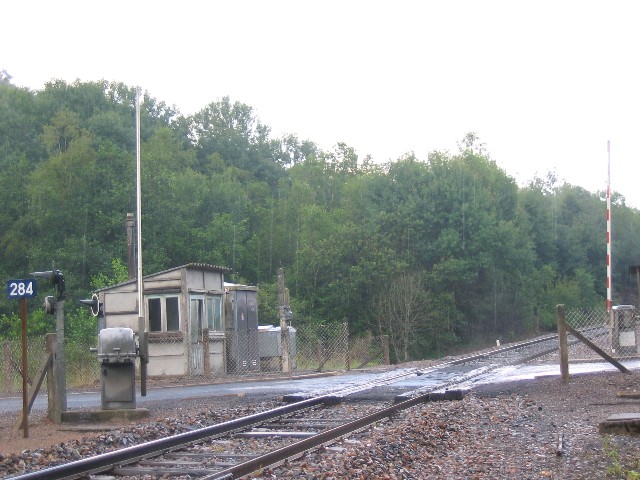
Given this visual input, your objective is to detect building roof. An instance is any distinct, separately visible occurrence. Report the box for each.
[95,263,232,292]
[157,263,233,276]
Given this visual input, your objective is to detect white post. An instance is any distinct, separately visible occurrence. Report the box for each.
[136,87,147,395]
[606,140,612,313]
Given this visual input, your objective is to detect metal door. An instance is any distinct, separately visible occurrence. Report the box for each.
[236,290,259,371]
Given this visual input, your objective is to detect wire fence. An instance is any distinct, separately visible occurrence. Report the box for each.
[0,323,390,397]
[1,336,100,397]
[562,305,639,361]
[5,306,637,398]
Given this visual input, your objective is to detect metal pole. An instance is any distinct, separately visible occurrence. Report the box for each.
[606,140,612,312]
[20,298,28,437]
[136,87,147,396]
[136,88,143,306]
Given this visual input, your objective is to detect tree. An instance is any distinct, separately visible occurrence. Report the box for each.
[375,271,430,363]
[189,97,284,187]
[0,69,12,84]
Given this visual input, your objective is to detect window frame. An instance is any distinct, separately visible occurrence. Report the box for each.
[206,295,223,332]
[188,293,224,335]
[146,294,181,333]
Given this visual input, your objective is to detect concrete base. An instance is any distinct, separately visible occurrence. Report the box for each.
[599,413,640,435]
[60,408,150,423]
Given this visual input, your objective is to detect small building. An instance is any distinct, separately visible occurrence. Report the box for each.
[97,263,235,377]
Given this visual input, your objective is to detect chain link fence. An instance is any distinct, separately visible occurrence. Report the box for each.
[0,323,390,396]
[1,338,42,396]
[7,306,635,398]
[562,305,639,361]
[0,336,99,397]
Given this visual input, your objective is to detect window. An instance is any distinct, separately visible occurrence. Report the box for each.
[147,295,181,333]
[206,296,223,331]
[187,294,223,335]
[148,298,162,332]
[166,297,180,331]
[189,297,203,343]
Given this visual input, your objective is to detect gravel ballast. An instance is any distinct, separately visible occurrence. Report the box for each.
[2,370,640,479]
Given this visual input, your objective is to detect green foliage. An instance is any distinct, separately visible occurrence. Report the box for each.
[256,281,278,326]
[65,308,98,341]
[0,303,97,342]
[2,79,640,361]
[91,258,129,290]
[0,307,53,339]
[603,435,640,479]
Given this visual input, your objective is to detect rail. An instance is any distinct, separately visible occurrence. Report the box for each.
[13,333,561,480]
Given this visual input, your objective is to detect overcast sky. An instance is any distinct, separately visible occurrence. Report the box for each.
[4,1,639,208]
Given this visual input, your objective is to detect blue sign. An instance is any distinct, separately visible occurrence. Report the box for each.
[6,279,37,299]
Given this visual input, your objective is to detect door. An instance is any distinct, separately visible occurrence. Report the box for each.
[235,290,259,371]
[189,297,204,375]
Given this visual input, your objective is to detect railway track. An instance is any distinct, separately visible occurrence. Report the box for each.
[13,334,564,480]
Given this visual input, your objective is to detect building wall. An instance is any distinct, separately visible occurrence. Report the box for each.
[100,266,230,378]
[147,336,185,376]
[207,336,226,372]
[102,289,139,330]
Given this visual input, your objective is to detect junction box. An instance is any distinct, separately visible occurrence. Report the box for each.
[94,327,138,409]
[612,305,638,356]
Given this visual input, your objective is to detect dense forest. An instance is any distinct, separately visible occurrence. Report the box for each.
[1,75,639,361]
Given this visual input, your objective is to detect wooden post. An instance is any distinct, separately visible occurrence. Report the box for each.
[382,335,391,365]
[126,213,136,281]
[20,298,28,438]
[3,341,10,394]
[344,321,350,371]
[46,333,60,423]
[557,304,570,382]
[203,328,211,378]
[15,350,52,432]
[564,322,629,373]
[317,340,323,371]
[53,299,67,421]
[277,268,290,373]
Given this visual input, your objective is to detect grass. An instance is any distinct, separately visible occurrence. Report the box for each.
[603,435,640,479]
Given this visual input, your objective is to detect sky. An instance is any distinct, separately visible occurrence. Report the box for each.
[3,0,640,208]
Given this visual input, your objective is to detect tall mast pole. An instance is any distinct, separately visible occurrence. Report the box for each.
[136,87,148,395]
[606,140,612,312]
[136,87,144,317]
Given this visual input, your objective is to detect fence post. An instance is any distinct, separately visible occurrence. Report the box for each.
[382,335,390,365]
[45,333,61,422]
[344,321,350,371]
[202,328,211,378]
[277,268,291,373]
[3,341,10,394]
[316,340,323,371]
[557,304,569,382]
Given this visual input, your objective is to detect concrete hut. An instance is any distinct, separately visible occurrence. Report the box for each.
[96,263,259,378]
